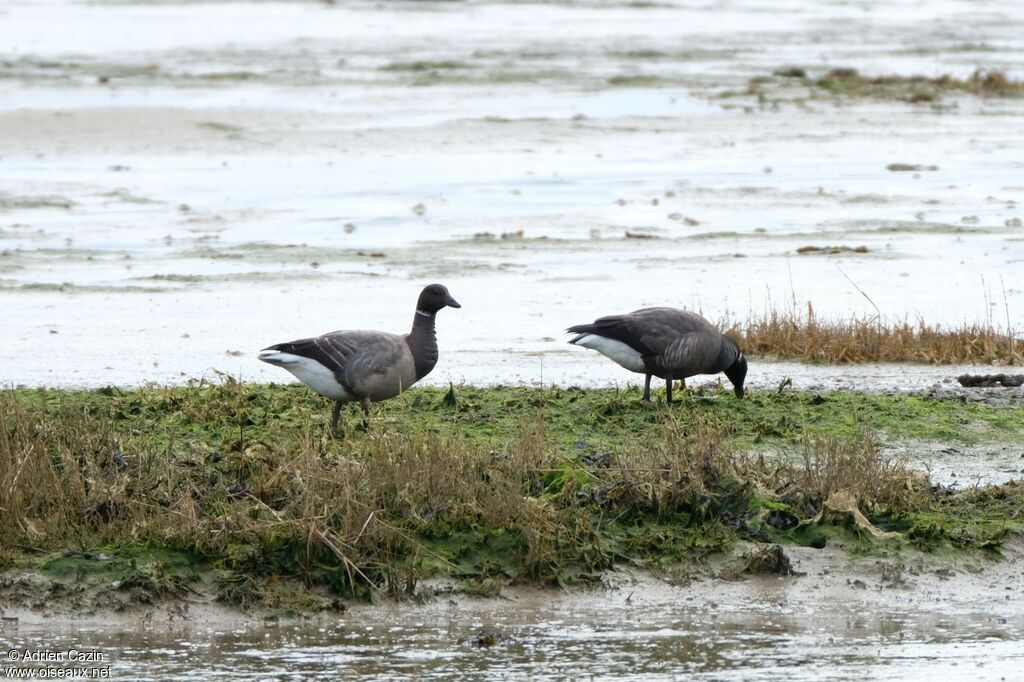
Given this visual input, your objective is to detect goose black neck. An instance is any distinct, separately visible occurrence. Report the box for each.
[411,309,437,332]
[409,310,440,380]
[720,336,747,398]
[714,335,741,372]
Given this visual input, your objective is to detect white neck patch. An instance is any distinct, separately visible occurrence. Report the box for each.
[416,309,434,318]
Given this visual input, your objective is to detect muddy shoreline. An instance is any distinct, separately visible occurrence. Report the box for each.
[5,535,1022,626]
[3,538,1023,679]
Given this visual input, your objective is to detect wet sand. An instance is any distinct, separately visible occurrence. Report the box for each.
[4,538,1023,680]
[1,0,1022,391]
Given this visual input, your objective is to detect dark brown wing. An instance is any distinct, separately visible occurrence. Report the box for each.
[630,309,722,376]
[567,311,658,355]
[569,307,724,377]
[571,308,711,353]
[263,330,405,392]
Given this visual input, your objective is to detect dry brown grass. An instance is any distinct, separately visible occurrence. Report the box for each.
[724,304,1019,365]
[787,67,1024,102]
[962,69,1023,95]
[822,68,1024,96]
[605,416,740,517]
[0,390,572,596]
[607,420,921,517]
[1,383,1014,602]
[790,434,922,512]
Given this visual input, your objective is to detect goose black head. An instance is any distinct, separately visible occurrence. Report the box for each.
[724,352,747,399]
[417,283,461,315]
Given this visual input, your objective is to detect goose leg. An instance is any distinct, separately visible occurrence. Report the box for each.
[330,401,343,430]
[359,396,371,430]
[666,378,674,405]
[642,374,652,402]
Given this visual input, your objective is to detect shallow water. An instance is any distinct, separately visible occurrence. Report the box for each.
[4,568,1024,681]
[1,0,1022,391]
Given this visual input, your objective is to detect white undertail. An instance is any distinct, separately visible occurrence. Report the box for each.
[573,334,646,374]
[257,350,354,402]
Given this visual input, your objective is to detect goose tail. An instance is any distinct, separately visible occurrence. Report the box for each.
[566,323,598,344]
[257,348,297,366]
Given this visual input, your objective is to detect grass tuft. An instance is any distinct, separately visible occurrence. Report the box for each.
[0,383,1021,607]
[725,304,1019,365]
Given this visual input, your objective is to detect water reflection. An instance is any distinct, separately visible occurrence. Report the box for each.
[3,599,1022,680]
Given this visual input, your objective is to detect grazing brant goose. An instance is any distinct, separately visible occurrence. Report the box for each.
[258,283,461,429]
[567,307,747,403]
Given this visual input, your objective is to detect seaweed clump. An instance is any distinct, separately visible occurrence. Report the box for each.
[739,67,1024,104]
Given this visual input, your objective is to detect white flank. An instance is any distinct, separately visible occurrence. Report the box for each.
[257,351,354,401]
[574,334,646,373]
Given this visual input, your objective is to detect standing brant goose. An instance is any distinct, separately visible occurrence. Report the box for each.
[567,307,747,403]
[258,283,460,429]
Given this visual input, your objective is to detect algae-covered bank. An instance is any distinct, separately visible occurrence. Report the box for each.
[2,382,1021,616]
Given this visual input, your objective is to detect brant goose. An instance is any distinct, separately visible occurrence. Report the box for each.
[567,307,747,402]
[258,283,461,428]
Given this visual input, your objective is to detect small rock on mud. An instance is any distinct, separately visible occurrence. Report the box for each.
[796,245,869,255]
[460,630,511,648]
[773,66,807,78]
[886,163,939,172]
[957,373,1024,387]
[724,545,803,579]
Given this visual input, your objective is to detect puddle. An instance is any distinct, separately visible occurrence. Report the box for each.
[893,440,1024,488]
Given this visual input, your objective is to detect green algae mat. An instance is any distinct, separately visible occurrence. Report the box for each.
[1,383,1021,609]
